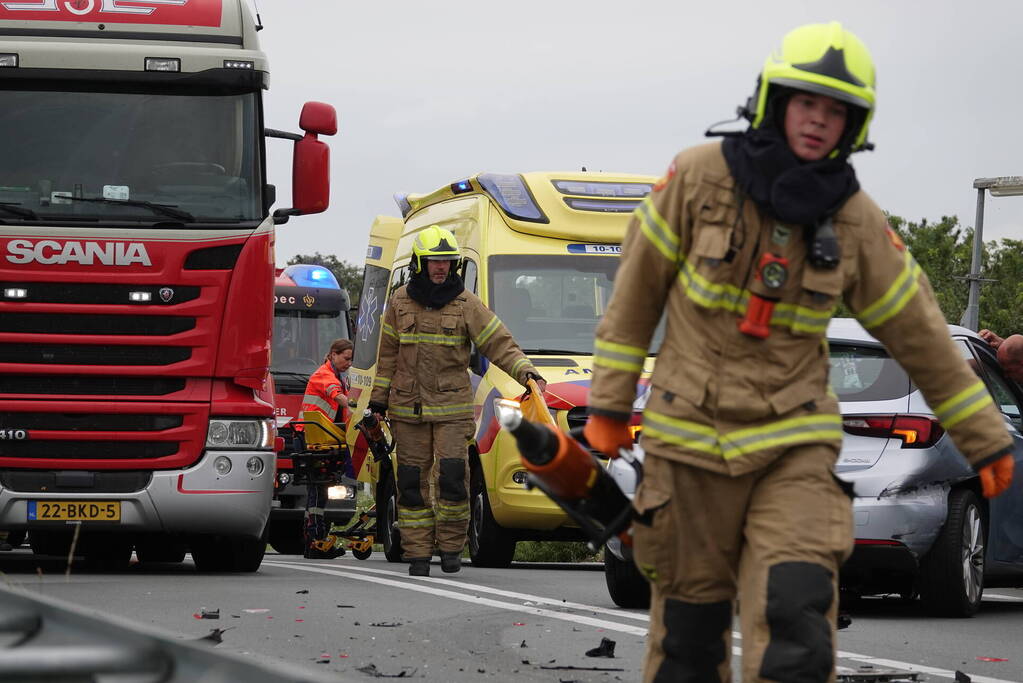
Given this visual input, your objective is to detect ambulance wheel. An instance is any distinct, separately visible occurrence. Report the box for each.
[603,546,650,609]
[376,476,404,563]
[468,467,516,568]
[919,488,985,617]
[353,546,373,560]
[268,519,305,555]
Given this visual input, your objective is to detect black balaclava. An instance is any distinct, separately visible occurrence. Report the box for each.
[406,260,464,309]
[722,87,862,226]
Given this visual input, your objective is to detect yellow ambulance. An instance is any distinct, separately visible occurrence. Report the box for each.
[347,172,660,567]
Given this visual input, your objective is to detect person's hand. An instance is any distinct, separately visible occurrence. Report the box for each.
[583,414,633,459]
[979,329,1005,349]
[367,402,387,421]
[534,378,547,394]
[979,454,1014,498]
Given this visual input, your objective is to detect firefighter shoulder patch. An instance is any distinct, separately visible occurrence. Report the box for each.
[885,225,906,252]
[653,160,676,192]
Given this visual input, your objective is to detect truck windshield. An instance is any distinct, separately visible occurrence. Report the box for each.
[271,308,350,390]
[489,254,664,356]
[0,87,261,224]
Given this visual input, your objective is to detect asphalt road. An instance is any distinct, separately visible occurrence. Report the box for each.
[2,547,1023,682]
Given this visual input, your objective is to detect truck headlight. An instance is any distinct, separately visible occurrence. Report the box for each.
[206,418,275,450]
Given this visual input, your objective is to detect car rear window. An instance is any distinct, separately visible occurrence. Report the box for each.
[828,343,911,401]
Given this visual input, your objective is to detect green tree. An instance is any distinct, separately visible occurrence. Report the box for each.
[980,238,1023,335]
[286,252,364,307]
[887,214,973,324]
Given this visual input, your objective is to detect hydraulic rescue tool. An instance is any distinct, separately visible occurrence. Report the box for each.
[494,399,640,551]
[739,252,789,339]
[357,409,396,463]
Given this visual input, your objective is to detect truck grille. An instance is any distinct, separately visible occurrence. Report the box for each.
[0,441,179,460]
[0,470,153,494]
[0,313,195,336]
[0,281,199,305]
[0,343,191,366]
[0,376,186,396]
[0,412,182,431]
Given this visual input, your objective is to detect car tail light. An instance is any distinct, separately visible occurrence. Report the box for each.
[842,415,944,448]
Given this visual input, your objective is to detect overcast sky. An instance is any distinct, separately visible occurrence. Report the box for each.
[255,0,1023,268]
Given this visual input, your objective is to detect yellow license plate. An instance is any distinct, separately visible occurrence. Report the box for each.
[28,501,121,522]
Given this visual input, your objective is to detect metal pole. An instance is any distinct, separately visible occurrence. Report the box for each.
[961,187,986,330]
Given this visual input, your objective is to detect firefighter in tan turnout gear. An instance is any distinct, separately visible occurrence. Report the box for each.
[369,226,545,577]
[584,22,1015,683]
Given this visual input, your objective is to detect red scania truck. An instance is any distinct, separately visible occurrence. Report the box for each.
[0,0,336,571]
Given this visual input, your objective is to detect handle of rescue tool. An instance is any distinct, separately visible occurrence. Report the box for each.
[739,252,788,340]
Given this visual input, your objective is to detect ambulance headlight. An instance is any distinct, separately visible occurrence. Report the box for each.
[328,485,353,500]
[206,418,276,449]
[145,57,180,72]
[0,54,18,68]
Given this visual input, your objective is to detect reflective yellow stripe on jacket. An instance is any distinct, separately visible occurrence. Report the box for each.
[398,332,468,346]
[398,507,435,529]
[594,339,647,373]
[436,502,470,522]
[643,409,843,460]
[636,196,680,261]
[857,251,922,329]
[389,403,475,419]
[934,380,994,430]
[472,314,501,347]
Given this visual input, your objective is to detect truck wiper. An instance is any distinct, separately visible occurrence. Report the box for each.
[62,196,195,221]
[0,202,38,220]
[271,371,313,381]
[521,349,592,356]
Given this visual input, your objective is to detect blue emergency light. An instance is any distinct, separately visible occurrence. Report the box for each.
[451,179,473,194]
[282,264,340,289]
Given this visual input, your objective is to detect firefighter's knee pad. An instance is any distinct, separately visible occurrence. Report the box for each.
[438,458,467,501]
[396,465,425,507]
[654,598,730,682]
[759,562,834,683]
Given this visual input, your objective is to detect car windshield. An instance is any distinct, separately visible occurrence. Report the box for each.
[272,309,349,383]
[0,86,262,224]
[488,254,664,355]
[828,343,911,401]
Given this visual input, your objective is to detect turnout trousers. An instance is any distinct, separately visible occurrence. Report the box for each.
[391,419,475,559]
[632,443,854,683]
[303,484,329,549]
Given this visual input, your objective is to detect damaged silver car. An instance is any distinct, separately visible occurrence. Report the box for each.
[833,318,1023,617]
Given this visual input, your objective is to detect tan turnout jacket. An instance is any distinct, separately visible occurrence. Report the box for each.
[372,285,538,422]
[589,142,1013,476]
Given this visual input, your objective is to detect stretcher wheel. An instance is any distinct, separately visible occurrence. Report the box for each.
[353,546,372,560]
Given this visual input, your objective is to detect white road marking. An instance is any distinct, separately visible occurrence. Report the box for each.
[266,560,1020,683]
[984,592,1023,602]
[263,560,648,636]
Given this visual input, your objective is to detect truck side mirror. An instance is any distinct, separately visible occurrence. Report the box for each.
[273,101,337,224]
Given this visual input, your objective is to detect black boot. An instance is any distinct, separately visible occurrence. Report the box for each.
[440,551,462,574]
[408,558,430,577]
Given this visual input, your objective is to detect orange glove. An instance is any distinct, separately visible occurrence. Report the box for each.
[979,454,1014,498]
[583,414,633,459]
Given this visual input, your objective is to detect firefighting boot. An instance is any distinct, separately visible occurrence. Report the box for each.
[408,558,431,577]
[440,551,462,574]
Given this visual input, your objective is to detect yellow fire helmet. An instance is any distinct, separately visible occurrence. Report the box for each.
[749,21,876,152]
[411,225,461,274]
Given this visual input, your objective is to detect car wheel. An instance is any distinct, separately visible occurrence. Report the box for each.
[376,474,404,563]
[268,519,305,555]
[191,528,266,573]
[919,488,985,617]
[468,466,516,568]
[604,545,651,608]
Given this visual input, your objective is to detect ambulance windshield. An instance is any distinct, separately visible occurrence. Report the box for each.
[0,87,262,224]
[489,254,664,355]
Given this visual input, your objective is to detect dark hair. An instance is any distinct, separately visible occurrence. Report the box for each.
[326,338,353,361]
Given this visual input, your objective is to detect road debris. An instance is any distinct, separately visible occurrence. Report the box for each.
[243,608,270,614]
[975,657,1008,662]
[520,640,528,648]
[540,665,625,672]
[370,622,403,627]
[194,627,234,644]
[337,604,356,608]
[585,637,616,658]
[355,663,417,678]
[296,589,309,594]
[838,613,852,630]
[194,607,219,619]
[955,672,971,683]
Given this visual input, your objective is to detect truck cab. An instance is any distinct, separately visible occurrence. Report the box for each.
[348,172,660,567]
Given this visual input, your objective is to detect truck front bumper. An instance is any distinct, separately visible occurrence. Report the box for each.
[0,450,274,539]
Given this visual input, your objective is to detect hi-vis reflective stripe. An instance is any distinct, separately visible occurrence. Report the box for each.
[510,357,531,379]
[390,403,475,418]
[382,322,398,340]
[301,395,333,415]
[643,410,843,460]
[857,251,922,329]
[373,376,391,389]
[934,380,993,430]
[594,339,647,373]
[398,332,467,346]
[636,196,679,261]
[473,315,501,346]
[677,257,834,334]
[398,507,435,528]
[436,502,470,522]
